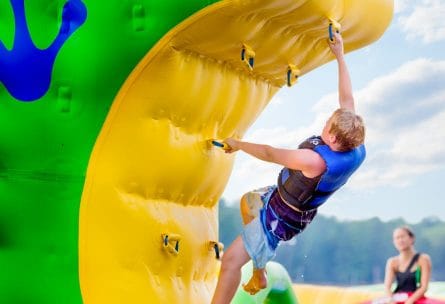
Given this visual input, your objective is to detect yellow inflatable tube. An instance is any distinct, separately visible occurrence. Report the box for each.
[79,0,393,303]
[294,285,381,304]
[294,283,445,304]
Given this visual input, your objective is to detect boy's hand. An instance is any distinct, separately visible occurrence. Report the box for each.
[329,32,344,58]
[223,138,240,153]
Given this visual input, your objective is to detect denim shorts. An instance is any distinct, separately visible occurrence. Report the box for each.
[241,186,276,269]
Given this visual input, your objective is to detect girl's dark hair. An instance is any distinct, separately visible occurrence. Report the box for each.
[398,226,415,239]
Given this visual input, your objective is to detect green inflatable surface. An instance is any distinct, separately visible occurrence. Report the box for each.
[233,261,299,304]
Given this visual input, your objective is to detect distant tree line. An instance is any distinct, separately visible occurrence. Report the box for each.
[219,199,445,285]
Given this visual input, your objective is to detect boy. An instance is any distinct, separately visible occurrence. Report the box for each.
[211,32,366,304]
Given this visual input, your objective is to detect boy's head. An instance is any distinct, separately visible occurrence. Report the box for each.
[322,108,365,151]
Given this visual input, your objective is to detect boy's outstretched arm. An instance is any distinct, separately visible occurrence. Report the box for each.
[329,32,355,112]
[223,138,325,178]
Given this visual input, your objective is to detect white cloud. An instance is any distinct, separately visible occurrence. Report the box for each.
[230,155,280,192]
[394,0,412,14]
[358,59,445,127]
[269,95,284,106]
[346,58,445,190]
[398,0,445,43]
[245,126,306,148]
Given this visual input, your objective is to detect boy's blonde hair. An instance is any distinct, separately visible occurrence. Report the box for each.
[329,109,365,151]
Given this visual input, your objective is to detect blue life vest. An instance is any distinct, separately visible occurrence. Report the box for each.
[309,144,366,208]
[277,136,366,210]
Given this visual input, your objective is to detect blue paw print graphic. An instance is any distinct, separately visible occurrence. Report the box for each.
[0,0,87,102]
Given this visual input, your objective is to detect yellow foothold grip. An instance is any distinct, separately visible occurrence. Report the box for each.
[241,43,255,70]
[328,19,342,42]
[161,233,181,256]
[208,241,224,260]
[286,64,301,87]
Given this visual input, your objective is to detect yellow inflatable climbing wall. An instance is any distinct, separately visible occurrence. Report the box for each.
[79,0,393,303]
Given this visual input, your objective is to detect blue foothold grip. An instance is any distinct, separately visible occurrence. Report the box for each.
[211,140,230,150]
[328,22,340,42]
[212,140,224,148]
[329,23,334,41]
[249,57,254,68]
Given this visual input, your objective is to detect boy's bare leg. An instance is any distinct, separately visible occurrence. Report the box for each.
[239,194,269,294]
[212,236,251,304]
[242,268,267,295]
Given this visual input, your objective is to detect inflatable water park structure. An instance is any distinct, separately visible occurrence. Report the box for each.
[0,0,401,303]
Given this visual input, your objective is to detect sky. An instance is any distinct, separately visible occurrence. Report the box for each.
[222,0,445,223]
